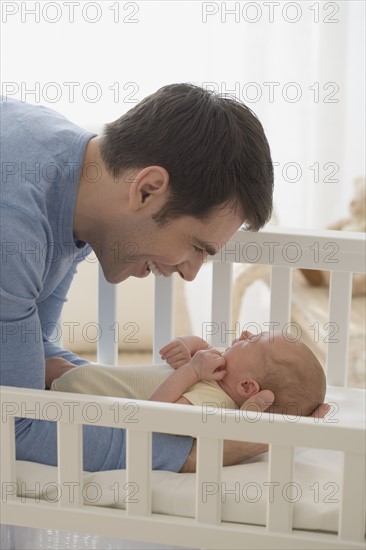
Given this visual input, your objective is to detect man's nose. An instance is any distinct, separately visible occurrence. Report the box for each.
[178,254,206,282]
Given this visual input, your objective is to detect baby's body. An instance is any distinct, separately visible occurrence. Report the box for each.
[51,362,236,408]
[51,331,326,417]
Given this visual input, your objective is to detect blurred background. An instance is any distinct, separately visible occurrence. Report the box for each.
[2,0,365,378]
[3,1,364,224]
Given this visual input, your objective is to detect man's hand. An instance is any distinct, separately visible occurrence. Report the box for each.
[180,393,332,472]
[45,357,76,389]
[311,403,331,419]
[180,389,275,472]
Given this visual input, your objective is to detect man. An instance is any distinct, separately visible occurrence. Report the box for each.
[1,83,276,473]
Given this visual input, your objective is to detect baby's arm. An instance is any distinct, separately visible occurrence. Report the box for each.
[159,335,212,369]
[150,349,226,404]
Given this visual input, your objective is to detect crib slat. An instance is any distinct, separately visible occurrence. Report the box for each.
[97,265,118,365]
[0,416,16,499]
[126,429,151,516]
[326,271,352,387]
[211,262,233,348]
[270,266,292,330]
[266,444,294,532]
[57,422,83,507]
[153,276,173,363]
[196,437,222,524]
[339,452,365,542]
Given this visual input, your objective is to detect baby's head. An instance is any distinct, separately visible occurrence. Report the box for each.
[221,331,326,416]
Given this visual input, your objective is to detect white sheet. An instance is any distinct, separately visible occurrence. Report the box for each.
[14,386,365,534]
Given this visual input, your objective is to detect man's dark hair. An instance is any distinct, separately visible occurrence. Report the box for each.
[100,83,273,230]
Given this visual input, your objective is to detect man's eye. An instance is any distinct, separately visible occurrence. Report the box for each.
[194,246,203,253]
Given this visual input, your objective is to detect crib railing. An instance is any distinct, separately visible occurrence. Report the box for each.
[1,386,365,549]
[96,227,365,384]
[1,227,365,549]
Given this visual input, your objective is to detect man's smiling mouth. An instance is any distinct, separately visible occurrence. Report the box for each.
[147,261,163,276]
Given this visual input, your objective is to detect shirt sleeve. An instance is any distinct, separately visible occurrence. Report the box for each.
[37,247,92,367]
[0,206,89,391]
[0,206,48,389]
[183,380,238,409]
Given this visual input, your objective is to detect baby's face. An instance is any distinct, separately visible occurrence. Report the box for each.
[219,331,265,395]
[220,331,296,393]
[219,331,324,415]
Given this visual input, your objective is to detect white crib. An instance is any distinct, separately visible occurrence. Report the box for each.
[1,227,365,549]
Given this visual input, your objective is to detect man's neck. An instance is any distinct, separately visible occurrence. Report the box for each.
[73,137,103,243]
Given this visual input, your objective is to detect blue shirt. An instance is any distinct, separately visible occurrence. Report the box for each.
[0,97,192,472]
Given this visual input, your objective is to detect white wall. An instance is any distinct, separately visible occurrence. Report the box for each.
[3,1,364,226]
[2,0,364,332]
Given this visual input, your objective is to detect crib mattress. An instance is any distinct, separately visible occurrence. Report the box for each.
[15,386,365,534]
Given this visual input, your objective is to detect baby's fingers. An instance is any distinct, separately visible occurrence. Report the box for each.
[159,342,183,359]
[209,354,226,368]
[159,341,180,356]
[163,348,188,363]
[211,368,227,380]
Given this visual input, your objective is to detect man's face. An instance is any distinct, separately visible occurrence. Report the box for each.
[97,204,243,284]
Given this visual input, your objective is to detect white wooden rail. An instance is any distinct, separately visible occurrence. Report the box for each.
[1,227,365,549]
[0,387,365,549]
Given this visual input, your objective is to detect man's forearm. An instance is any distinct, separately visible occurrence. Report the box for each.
[179,439,268,473]
[45,357,77,389]
[179,390,276,472]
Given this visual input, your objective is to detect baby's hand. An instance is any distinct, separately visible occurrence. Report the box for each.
[189,349,227,382]
[231,330,260,346]
[159,338,191,369]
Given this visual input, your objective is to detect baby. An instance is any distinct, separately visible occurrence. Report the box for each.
[51,331,326,417]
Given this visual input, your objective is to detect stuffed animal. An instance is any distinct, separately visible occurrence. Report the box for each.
[301,177,366,295]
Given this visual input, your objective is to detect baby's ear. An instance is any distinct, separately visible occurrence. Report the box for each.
[237,378,260,398]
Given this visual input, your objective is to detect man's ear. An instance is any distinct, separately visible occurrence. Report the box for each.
[237,378,261,398]
[128,166,169,211]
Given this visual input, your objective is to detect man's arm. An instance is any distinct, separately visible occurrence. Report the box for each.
[38,247,95,388]
[180,439,269,472]
[1,207,48,389]
[38,248,93,369]
[45,357,77,389]
[180,396,331,472]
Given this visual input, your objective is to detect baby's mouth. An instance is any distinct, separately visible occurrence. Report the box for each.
[146,261,163,276]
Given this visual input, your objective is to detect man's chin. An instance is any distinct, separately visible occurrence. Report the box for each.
[102,262,150,284]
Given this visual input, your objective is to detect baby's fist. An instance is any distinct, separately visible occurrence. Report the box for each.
[189,349,227,382]
[159,338,191,369]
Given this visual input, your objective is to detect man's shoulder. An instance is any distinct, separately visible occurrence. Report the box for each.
[0,200,49,241]
[1,96,92,153]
